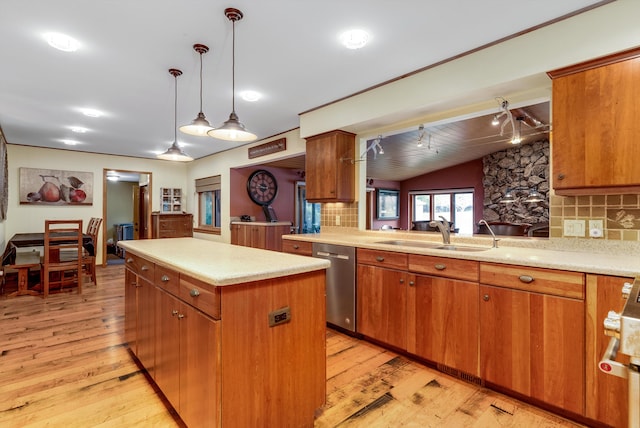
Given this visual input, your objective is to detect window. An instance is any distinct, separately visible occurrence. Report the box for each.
[409,189,474,234]
[195,175,221,234]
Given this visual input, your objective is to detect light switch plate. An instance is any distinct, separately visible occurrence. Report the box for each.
[589,219,604,238]
[564,219,586,237]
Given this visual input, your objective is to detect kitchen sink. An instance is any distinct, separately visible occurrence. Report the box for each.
[375,240,490,252]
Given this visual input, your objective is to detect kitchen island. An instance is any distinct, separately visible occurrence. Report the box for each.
[118,238,330,428]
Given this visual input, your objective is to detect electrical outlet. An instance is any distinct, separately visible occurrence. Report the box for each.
[589,219,604,238]
[563,219,586,237]
[335,215,341,226]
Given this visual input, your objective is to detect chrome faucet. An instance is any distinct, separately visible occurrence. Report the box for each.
[478,219,500,248]
[429,216,451,245]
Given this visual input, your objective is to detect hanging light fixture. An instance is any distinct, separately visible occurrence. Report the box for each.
[158,69,193,162]
[417,124,425,148]
[179,44,214,136]
[499,189,517,203]
[208,8,257,142]
[524,188,544,203]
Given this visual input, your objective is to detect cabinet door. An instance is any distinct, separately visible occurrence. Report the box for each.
[552,56,640,193]
[180,304,221,428]
[155,288,181,411]
[357,264,407,349]
[585,274,631,428]
[136,276,156,378]
[479,285,584,414]
[249,225,266,249]
[305,130,355,202]
[124,268,138,351]
[407,275,479,376]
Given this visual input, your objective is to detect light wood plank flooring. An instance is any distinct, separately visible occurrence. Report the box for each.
[0,264,585,427]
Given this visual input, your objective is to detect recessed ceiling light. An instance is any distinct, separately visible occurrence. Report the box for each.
[70,126,88,133]
[339,29,370,49]
[44,32,80,52]
[240,90,261,102]
[80,108,102,118]
[60,139,80,146]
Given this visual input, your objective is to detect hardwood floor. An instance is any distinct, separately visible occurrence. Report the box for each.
[0,264,585,427]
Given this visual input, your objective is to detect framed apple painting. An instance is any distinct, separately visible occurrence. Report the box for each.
[19,167,93,205]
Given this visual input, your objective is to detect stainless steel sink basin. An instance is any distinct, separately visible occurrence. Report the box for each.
[375,240,490,252]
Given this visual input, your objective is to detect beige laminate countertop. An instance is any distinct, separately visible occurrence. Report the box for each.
[283,229,640,278]
[230,221,292,226]
[118,238,329,286]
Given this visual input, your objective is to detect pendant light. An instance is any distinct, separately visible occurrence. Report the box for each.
[158,69,193,162]
[208,8,257,142]
[179,44,214,136]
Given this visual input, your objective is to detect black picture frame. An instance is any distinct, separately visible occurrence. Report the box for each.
[263,204,278,222]
[377,189,399,219]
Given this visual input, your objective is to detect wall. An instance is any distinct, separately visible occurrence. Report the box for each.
[5,145,187,263]
[106,181,135,242]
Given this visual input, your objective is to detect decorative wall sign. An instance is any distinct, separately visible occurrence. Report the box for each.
[19,167,93,205]
[248,138,286,159]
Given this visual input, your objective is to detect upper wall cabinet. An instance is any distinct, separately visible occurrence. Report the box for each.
[548,47,640,195]
[305,130,356,202]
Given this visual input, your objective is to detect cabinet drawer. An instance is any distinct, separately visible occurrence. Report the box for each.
[180,275,221,320]
[124,252,155,282]
[480,262,585,299]
[155,265,180,296]
[358,248,407,270]
[408,254,479,282]
[282,240,313,256]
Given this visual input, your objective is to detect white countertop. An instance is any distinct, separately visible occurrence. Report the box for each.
[118,238,329,286]
[283,230,640,278]
[231,221,292,226]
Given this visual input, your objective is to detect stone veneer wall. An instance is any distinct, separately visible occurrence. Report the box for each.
[482,140,549,225]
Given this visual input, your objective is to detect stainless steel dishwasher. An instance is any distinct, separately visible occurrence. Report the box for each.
[312,243,356,333]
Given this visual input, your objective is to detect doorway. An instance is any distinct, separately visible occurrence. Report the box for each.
[295,181,321,234]
[102,169,152,266]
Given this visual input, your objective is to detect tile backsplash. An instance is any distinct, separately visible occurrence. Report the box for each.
[321,202,358,228]
[550,194,640,241]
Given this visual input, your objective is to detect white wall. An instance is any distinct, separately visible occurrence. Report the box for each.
[5,145,188,263]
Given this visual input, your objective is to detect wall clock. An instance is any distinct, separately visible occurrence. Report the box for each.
[247,169,278,206]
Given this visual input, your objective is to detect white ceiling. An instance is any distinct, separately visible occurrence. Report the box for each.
[0,1,606,161]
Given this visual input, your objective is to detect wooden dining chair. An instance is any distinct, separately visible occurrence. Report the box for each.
[83,217,102,285]
[42,219,84,298]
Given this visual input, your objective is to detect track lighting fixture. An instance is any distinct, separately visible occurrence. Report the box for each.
[417,124,425,147]
[158,69,193,162]
[180,44,214,136]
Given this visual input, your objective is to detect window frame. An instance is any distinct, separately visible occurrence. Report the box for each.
[194,175,221,235]
[408,188,474,233]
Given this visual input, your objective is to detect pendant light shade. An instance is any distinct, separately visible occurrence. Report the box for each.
[158,69,193,162]
[208,8,257,142]
[179,44,214,136]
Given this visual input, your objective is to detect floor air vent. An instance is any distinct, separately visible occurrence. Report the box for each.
[436,363,483,386]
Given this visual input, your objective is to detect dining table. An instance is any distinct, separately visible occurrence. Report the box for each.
[1,232,94,266]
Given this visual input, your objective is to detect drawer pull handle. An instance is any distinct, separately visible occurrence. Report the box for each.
[126,258,134,263]
[293,245,300,249]
[399,278,404,284]
[161,275,170,282]
[177,314,184,320]
[409,280,415,286]
[171,309,178,316]
[483,294,490,301]
[376,256,385,262]
[141,265,149,271]
[519,275,534,284]
[190,289,200,297]
[434,263,446,270]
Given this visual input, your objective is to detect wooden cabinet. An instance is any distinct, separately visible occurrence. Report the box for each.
[407,255,480,377]
[230,222,291,251]
[585,274,632,428]
[160,187,183,213]
[152,213,193,238]
[548,47,640,194]
[479,263,585,415]
[282,239,313,256]
[305,130,356,202]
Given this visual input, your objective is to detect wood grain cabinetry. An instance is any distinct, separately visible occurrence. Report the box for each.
[305,130,356,202]
[152,213,193,238]
[282,239,313,256]
[585,274,632,428]
[548,47,640,195]
[230,222,291,251]
[479,263,585,415]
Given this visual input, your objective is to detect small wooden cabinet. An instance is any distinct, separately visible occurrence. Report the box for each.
[548,47,640,194]
[479,263,585,415]
[230,222,291,251]
[305,130,356,202]
[160,187,183,213]
[152,213,193,238]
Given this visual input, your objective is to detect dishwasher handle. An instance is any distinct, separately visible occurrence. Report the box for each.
[315,251,350,260]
